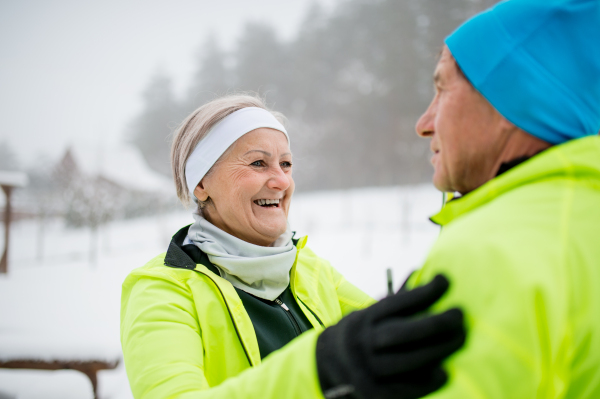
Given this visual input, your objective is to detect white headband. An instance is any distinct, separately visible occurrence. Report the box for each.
[185,107,289,196]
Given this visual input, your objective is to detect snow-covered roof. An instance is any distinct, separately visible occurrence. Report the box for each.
[65,143,173,194]
[0,171,28,188]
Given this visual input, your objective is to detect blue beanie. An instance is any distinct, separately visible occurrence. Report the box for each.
[445,0,600,144]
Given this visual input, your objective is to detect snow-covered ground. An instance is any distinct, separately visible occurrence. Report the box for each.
[0,184,443,398]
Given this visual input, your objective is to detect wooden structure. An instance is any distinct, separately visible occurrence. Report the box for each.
[0,171,28,274]
[0,359,119,398]
[0,170,121,397]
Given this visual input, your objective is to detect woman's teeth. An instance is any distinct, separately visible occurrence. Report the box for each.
[255,199,280,207]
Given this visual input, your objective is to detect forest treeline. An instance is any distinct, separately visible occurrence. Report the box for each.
[129,0,498,192]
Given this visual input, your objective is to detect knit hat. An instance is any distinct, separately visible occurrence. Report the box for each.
[445,0,600,144]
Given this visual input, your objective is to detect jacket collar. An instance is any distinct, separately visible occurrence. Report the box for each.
[163,225,307,368]
[164,225,214,271]
[431,135,600,226]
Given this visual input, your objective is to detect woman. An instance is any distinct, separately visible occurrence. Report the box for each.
[120,95,465,399]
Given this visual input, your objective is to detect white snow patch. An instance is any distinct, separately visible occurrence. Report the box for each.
[0,369,93,399]
[288,184,442,298]
[0,184,443,396]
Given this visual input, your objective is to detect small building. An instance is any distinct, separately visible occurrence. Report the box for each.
[53,144,175,223]
[56,143,172,194]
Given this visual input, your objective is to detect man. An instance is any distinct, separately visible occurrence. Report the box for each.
[409,0,600,397]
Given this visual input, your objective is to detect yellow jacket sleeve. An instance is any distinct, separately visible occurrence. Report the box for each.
[121,267,326,399]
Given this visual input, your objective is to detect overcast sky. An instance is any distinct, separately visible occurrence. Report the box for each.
[0,0,338,166]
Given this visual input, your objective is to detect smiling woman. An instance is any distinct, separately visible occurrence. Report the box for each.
[194,127,294,247]
[119,94,466,399]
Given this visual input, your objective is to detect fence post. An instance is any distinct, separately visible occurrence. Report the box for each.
[0,185,13,274]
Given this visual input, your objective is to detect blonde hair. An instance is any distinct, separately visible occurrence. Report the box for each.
[171,94,286,207]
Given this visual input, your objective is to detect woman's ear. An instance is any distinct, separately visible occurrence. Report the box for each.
[194,181,209,202]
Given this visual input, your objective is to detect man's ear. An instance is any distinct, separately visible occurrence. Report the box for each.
[194,181,209,202]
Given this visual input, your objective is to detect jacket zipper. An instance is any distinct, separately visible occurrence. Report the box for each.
[274,298,303,336]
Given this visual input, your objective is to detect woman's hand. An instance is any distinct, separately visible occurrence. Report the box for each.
[316,274,465,399]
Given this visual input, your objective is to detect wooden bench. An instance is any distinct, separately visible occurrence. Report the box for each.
[0,359,118,399]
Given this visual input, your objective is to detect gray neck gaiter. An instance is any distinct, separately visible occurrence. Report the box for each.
[186,213,297,301]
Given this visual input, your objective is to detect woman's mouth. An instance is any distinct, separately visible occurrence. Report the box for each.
[253,199,281,208]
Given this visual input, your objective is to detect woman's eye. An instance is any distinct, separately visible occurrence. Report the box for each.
[281,161,292,168]
[250,160,264,167]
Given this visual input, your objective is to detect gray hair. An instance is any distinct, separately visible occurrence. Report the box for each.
[171,94,287,209]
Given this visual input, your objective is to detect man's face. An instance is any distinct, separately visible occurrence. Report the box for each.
[415,47,510,194]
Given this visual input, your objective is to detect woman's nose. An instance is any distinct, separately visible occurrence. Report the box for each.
[267,166,291,191]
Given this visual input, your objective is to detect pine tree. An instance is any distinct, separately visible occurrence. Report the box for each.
[128,71,183,176]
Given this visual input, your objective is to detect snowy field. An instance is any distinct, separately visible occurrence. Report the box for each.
[0,184,443,398]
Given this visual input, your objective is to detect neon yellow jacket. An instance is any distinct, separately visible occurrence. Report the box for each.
[409,136,600,398]
[121,236,375,398]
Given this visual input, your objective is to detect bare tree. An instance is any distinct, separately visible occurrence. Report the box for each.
[63,174,125,266]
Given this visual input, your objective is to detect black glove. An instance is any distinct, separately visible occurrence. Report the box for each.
[316,274,465,399]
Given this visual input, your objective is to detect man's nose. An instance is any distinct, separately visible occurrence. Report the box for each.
[416,101,435,138]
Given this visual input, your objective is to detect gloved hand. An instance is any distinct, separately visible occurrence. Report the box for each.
[316,274,465,399]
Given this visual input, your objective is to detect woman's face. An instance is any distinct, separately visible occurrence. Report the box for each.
[195,128,294,246]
